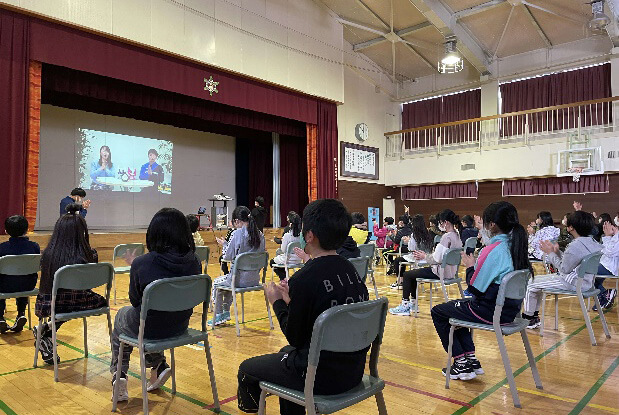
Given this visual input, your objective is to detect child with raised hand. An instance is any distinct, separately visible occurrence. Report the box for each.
[0,215,40,333]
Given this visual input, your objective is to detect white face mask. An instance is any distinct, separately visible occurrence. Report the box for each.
[438,224,446,232]
[561,218,567,227]
[615,216,619,227]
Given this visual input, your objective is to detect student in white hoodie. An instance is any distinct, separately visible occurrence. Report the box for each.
[522,211,602,329]
[594,218,618,309]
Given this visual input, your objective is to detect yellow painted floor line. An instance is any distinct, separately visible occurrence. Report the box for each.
[381,353,443,373]
[503,385,619,414]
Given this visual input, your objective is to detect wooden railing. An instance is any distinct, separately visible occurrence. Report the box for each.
[385,96,619,158]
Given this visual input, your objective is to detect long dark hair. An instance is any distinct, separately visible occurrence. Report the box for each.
[233,206,261,249]
[146,208,194,254]
[483,201,532,275]
[287,211,301,238]
[98,145,113,168]
[537,211,554,228]
[410,214,433,252]
[41,204,95,282]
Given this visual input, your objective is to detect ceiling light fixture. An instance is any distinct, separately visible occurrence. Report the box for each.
[588,0,611,33]
[438,38,463,74]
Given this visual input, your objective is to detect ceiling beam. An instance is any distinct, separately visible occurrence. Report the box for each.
[353,21,432,51]
[452,0,506,20]
[521,5,552,48]
[336,17,387,36]
[402,43,436,70]
[353,0,391,31]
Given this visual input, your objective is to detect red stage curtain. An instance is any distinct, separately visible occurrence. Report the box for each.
[0,10,29,233]
[316,102,338,199]
[502,175,609,196]
[401,182,478,200]
[280,135,309,224]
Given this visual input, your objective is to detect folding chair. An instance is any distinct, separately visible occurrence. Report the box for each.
[445,270,543,408]
[258,298,389,415]
[271,241,303,281]
[348,257,371,294]
[33,263,114,382]
[195,245,210,272]
[464,237,477,254]
[414,248,464,316]
[0,254,41,329]
[112,243,145,304]
[433,234,442,247]
[212,252,274,337]
[112,274,219,415]
[540,252,611,345]
[358,244,379,298]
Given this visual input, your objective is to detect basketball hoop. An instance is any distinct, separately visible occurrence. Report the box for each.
[567,167,584,182]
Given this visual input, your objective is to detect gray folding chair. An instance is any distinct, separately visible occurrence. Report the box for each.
[271,241,303,281]
[358,244,379,298]
[112,243,145,304]
[434,234,442,246]
[445,270,543,408]
[348,257,370,290]
[464,237,477,254]
[258,297,389,415]
[0,254,41,329]
[414,248,464,316]
[213,252,274,337]
[195,245,210,272]
[540,252,611,345]
[33,263,114,382]
[112,274,219,415]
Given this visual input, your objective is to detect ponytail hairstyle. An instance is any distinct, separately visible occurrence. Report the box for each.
[287,211,302,237]
[233,206,261,249]
[410,214,433,252]
[483,201,533,275]
[438,209,461,232]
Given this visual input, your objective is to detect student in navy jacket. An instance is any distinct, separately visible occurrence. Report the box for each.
[59,188,90,218]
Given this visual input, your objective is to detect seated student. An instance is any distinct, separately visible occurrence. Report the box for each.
[217,221,238,275]
[0,215,40,333]
[270,211,302,281]
[349,212,369,245]
[210,206,265,326]
[34,204,107,365]
[428,215,444,241]
[237,199,369,415]
[383,211,413,269]
[388,214,433,282]
[59,188,90,218]
[431,201,532,380]
[594,213,612,243]
[594,219,618,310]
[459,215,479,247]
[528,211,560,260]
[390,209,463,316]
[522,211,602,328]
[110,208,201,401]
[557,212,574,252]
[186,214,204,246]
[373,217,394,249]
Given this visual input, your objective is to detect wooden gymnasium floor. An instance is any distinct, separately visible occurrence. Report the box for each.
[0,229,617,415]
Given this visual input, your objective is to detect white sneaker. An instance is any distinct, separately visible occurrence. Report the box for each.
[389,300,415,316]
[112,373,129,402]
[147,362,172,392]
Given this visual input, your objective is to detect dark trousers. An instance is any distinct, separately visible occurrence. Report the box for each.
[389,257,408,276]
[0,274,37,317]
[595,264,614,295]
[402,267,439,300]
[269,259,287,281]
[219,256,229,274]
[431,299,482,358]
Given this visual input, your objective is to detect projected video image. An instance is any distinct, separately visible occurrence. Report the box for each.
[77,129,172,194]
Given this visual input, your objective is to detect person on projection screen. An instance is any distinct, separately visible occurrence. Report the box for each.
[139,148,165,189]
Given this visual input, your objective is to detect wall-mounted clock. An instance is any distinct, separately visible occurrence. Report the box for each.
[355,123,369,142]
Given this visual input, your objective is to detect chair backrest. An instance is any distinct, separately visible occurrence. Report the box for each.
[495,269,530,307]
[195,246,210,264]
[358,243,375,260]
[140,274,212,335]
[434,234,442,244]
[112,243,145,264]
[0,254,41,276]
[464,237,477,251]
[348,256,369,283]
[52,262,114,293]
[441,247,463,268]
[285,241,301,264]
[577,251,602,279]
[231,251,268,285]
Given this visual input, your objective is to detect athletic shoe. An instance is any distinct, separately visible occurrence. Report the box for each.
[442,357,477,381]
[466,355,484,375]
[112,372,129,402]
[208,311,231,326]
[147,362,172,392]
[462,289,473,297]
[390,282,401,290]
[389,301,415,316]
[526,316,541,329]
[0,320,8,334]
[10,315,28,332]
[33,326,59,365]
[604,289,617,310]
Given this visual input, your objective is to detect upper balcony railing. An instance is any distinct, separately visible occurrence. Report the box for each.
[385,96,619,159]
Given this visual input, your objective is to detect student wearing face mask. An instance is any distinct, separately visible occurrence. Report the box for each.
[593,218,618,310]
[527,211,560,260]
[389,209,462,316]
[594,213,612,243]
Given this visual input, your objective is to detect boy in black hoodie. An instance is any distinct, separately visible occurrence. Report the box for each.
[251,196,267,233]
[110,208,201,401]
[237,199,369,415]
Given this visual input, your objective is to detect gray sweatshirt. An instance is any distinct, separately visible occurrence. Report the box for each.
[546,236,601,289]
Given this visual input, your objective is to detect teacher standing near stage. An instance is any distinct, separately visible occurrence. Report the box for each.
[89,145,115,190]
[139,148,164,187]
[59,188,91,217]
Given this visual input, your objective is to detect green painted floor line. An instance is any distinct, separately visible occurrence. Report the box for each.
[567,356,619,415]
[0,399,18,415]
[450,316,599,415]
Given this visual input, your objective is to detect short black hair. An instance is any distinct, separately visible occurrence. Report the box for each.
[5,215,28,237]
[598,213,612,224]
[186,214,200,233]
[537,211,554,228]
[148,149,158,157]
[255,196,265,207]
[351,212,365,225]
[302,199,351,250]
[70,188,86,197]
[146,208,194,254]
[429,215,438,226]
[399,215,409,225]
[566,211,595,237]
[384,217,394,225]
[461,215,474,227]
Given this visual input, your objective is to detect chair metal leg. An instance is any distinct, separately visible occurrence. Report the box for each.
[265,291,274,330]
[112,342,125,412]
[107,312,114,350]
[113,272,117,305]
[440,282,449,302]
[204,336,220,410]
[429,283,434,309]
[414,281,419,317]
[445,325,455,389]
[257,389,267,415]
[578,293,597,346]
[232,293,241,337]
[554,295,559,330]
[375,390,388,415]
[593,295,611,339]
[241,292,245,323]
[456,282,464,298]
[520,330,543,389]
[52,318,59,382]
[496,332,521,408]
[540,293,546,337]
[83,317,88,357]
[170,348,176,394]
[27,299,32,330]
[371,275,379,299]
[139,346,150,415]
[33,319,43,368]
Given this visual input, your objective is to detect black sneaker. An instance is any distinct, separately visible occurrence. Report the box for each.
[467,356,485,375]
[10,316,27,332]
[0,320,8,334]
[146,361,171,392]
[33,326,59,365]
[526,316,541,329]
[603,289,617,310]
[442,357,477,380]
